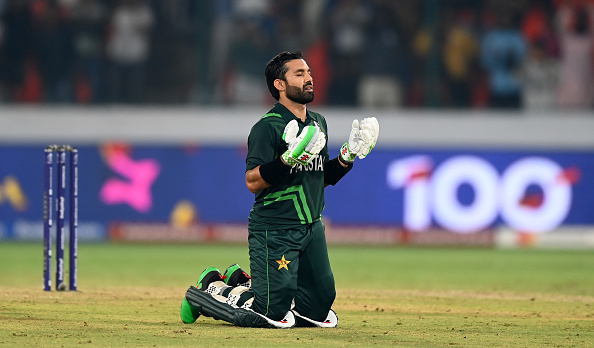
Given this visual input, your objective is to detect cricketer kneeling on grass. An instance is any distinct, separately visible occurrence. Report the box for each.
[181,51,379,328]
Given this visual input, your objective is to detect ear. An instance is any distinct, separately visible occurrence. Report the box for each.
[274,79,285,94]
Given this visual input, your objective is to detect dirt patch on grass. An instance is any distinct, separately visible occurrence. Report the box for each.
[338,288,594,303]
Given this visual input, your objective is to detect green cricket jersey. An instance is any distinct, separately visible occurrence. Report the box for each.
[246,103,330,230]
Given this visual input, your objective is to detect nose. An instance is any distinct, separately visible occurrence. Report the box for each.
[306,71,313,82]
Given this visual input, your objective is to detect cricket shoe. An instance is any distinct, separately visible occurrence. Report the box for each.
[293,309,339,328]
[180,267,225,324]
[223,263,252,288]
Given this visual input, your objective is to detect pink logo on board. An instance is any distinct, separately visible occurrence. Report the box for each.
[99,151,160,213]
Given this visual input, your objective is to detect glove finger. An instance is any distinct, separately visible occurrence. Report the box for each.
[293,125,316,156]
[309,131,326,155]
[364,117,379,142]
[361,118,379,148]
[360,118,377,136]
[351,119,360,132]
[367,117,379,142]
[283,120,299,144]
[357,128,374,159]
[348,119,363,153]
[304,125,321,153]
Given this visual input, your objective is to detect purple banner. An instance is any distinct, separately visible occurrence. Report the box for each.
[0,144,592,240]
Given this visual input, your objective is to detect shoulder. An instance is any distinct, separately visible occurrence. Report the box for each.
[254,112,287,128]
[308,110,326,124]
[250,112,287,138]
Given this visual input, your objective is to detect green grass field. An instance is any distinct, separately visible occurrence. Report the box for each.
[1,242,593,347]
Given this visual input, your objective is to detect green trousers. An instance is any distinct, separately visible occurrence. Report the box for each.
[248,220,335,322]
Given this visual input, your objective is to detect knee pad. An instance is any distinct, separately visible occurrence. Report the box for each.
[204,280,231,296]
[186,286,235,323]
[223,286,253,308]
[185,286,295,328]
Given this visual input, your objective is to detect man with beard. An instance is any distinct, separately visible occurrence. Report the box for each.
[183,51,379,328]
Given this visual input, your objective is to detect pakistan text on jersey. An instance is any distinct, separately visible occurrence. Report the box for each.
[290,155,325,174]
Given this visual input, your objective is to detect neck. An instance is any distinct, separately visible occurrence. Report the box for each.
[279,98,307,122]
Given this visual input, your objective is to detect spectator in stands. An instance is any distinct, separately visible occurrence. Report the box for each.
[327,0,371,106]
[555,0,594,109]
[226,17,273,105]
[1,0,583,110]
[480,11,527,109]
[105,0,154,104]
[301,0,330,46]
[31,0,76,103]
[522,0,559,55]
[0,0,32,102]
[522,39,559,109]
[202,0,233,104]
[520,1,559,110]
[441,8,479,108]
[359,2,404,108]
[273,2,303,53]
[71,0,107,104]
[223,0,273,105]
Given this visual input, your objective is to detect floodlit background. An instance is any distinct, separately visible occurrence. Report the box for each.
[1,0,593,248]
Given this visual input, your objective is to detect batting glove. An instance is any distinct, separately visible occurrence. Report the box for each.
[357,117,379,159]
[281,120,326,167]
[339,117,379,164]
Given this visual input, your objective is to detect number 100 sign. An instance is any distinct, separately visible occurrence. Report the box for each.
[387,156,578,234]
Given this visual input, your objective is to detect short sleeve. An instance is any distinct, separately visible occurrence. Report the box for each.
[246,120,282,172]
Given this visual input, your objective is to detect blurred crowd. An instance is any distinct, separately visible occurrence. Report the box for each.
[0,0,593,110]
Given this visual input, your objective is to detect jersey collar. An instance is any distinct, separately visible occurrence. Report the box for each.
[272,102,314,125]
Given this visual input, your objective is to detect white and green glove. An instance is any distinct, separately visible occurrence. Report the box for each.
[339,117,379,164]
[281,120,326,167]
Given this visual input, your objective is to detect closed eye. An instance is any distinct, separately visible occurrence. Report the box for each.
[295,69,312,77]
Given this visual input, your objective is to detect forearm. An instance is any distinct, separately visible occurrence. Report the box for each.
[324,157,353,186]
[245,157,291,193]
[246,166,271,193]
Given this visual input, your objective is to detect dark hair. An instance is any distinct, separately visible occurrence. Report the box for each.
[265,51,304,100]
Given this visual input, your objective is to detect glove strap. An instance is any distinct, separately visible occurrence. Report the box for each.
[282,149,313,167]
[339,142,356,165]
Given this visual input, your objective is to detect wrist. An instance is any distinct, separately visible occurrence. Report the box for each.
[325,157,353,185]
[281,150,298,167]
[339,142,355,165]
[337,155,350,167]
[279,153,292,167]
[282,149,311,167]
[259,157,291,186]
